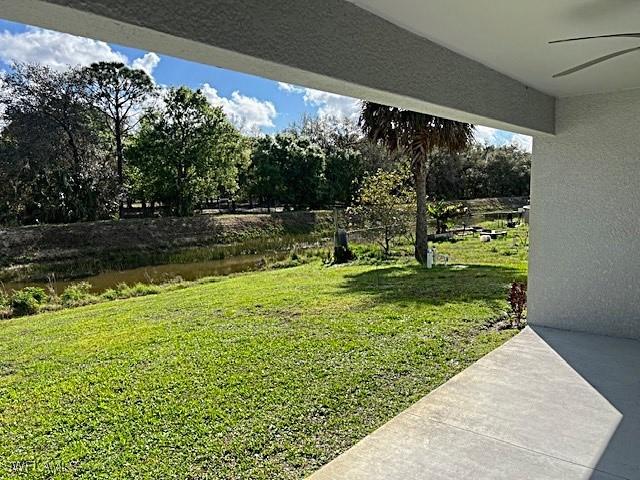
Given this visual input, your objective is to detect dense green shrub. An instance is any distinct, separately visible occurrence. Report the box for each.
[99,282,161,301]
[11,287,48,316]
[127,283,162,297]
[100,288,118,301]
[60,282,95,306]
[99,283,130,301]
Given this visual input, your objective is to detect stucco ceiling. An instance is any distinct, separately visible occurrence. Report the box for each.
[346,0,640,97]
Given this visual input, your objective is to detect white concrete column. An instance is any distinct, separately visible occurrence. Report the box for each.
[529,88,640,339]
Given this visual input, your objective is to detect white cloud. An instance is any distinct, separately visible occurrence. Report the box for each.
[0,27,126,70]
[303,88,361,120]
[277,82,304,93]
[474,125,532,152]
[474,125,501,145]
[509,133,533,152]
[0,26,160,80]
[201,83,277,133]
[279,81,361,121]
[131,52,160,77]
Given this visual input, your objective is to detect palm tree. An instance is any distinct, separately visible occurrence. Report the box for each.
[360,102,474,264]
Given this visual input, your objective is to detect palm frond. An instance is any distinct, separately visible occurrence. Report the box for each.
[360,101,474,160]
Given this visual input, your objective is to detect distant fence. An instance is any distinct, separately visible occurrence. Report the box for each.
[121,196,530,224]
[120,199,283,219]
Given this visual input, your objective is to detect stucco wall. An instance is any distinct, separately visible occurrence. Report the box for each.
[529,88,640,339]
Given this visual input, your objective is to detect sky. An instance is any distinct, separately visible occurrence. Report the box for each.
[0,19,532,151]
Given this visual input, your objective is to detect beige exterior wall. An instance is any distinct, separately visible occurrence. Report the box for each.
[529,88,640,339]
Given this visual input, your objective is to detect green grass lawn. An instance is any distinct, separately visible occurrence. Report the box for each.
[0,228,527,479]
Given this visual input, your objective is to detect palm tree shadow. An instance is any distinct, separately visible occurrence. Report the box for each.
[340,263,524,308]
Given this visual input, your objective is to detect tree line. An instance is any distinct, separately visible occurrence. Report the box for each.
[0,62,531,226]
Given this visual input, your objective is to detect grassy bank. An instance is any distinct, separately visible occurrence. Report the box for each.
[0,198,527,284]
[459,195,528,213]
[0,211,334,283]
[0,228,526,479]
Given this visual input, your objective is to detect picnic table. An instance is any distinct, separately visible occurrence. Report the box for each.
[483,229,507,239]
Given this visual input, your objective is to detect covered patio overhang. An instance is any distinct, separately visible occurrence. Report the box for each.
[2,1,639,478]
[0,0,555,136]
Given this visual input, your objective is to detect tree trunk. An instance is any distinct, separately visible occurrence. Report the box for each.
[384,227,390,256]
[115,119,125,219]
[414,156,429,264]
[115,124,123,183]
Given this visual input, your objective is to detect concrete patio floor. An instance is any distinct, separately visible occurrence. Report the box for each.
[310,326,640,480]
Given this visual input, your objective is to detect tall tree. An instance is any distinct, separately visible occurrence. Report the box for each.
[247,136,286,211]
[127,87,247,216]
[286,115,388,206]
[323,147,363,205]
[360,102,474,264]
[288,113,361,151]
[0,64,117,224]
[82,62,154,210]
[248,133,325,210]
[425,145,531,200]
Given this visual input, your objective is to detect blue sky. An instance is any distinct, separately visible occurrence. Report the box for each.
[0,19,531,150]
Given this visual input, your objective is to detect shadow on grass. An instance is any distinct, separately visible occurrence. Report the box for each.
[341,264,525,307]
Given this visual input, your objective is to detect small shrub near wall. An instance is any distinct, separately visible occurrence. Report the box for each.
[508,281,527,328]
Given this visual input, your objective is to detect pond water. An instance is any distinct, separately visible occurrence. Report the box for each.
[2,213,515,296]
[4,250,295,295]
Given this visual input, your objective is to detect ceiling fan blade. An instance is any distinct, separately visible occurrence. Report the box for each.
[553,45,640,78]
[550,33,640,44]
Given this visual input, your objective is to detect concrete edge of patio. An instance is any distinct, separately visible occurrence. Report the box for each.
[309,326,640,480]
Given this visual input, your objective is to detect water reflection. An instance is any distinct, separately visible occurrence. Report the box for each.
[5,251,292,294]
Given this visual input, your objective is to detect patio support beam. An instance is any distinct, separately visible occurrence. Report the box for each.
[0,0,555,135]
